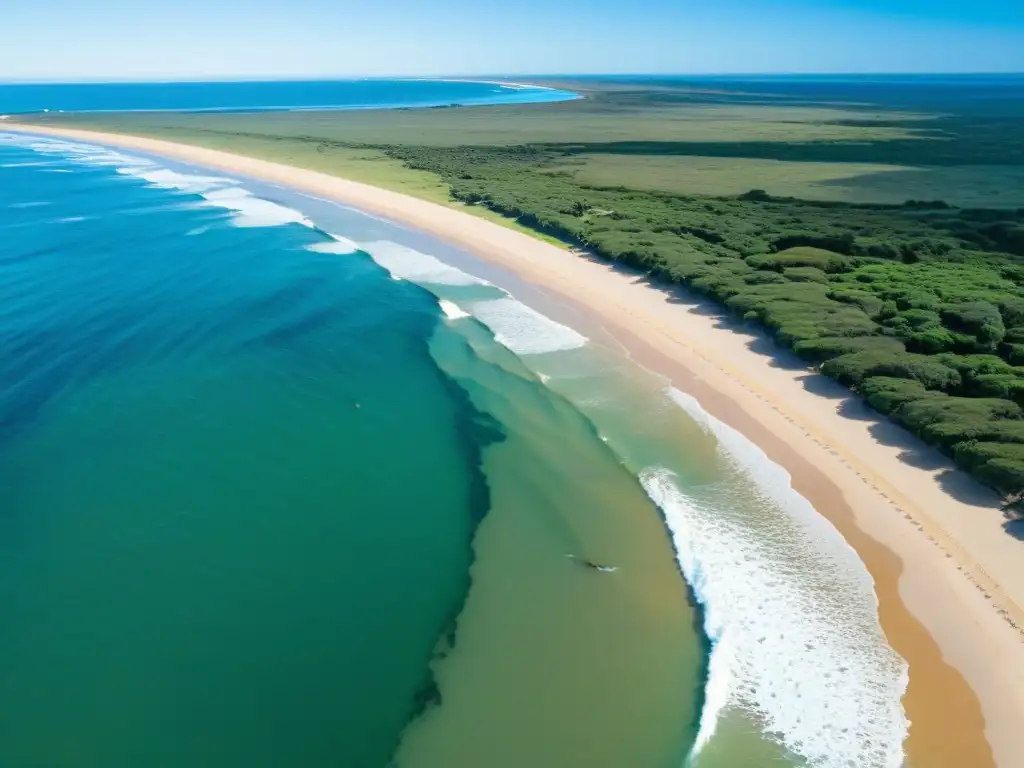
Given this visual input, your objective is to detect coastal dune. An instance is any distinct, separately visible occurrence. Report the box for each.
[9,124,1024,767]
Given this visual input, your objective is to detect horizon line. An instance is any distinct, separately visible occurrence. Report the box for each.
[2,72,1024,86]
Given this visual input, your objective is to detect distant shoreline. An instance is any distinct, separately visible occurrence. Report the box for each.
[0,79,579,117]
[412,77,566,92]
[7,123,1024,768]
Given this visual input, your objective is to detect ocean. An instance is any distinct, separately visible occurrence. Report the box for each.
[0,79,578,115]
[0,125,909,767]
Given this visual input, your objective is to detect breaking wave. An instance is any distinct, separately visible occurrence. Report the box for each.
[655,389,909,768]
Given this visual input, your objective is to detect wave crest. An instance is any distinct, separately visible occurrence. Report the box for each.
[644,389,909,768]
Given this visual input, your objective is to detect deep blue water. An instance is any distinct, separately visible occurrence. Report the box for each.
[0,79,578,115]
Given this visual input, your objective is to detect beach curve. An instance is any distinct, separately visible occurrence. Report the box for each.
[7,123,1024,767]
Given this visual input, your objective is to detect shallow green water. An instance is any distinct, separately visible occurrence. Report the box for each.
[392,313,703,768]
[0,356,482,767]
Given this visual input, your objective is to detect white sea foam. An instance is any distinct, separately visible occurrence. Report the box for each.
[56,216,88,223]
[123,167,232,195]
[8,201,51,209]
[13,136,313,230]
[26,139,152,170]
[198,187,313,228]
[470,297,587,355]
[640,388,909,768]
[359,241,489,286]
[120,165,312,228]
[2,160,61,168]
[438,300,469,320]
[307,235,359,254]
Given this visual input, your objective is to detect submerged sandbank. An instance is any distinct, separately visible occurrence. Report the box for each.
[8,124,1024,766]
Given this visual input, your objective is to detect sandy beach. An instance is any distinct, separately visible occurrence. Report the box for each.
[10,124,1024,767]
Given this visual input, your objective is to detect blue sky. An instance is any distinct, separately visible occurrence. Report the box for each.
[2,0,1023,80]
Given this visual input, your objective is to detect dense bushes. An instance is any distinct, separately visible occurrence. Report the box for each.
[953,442,1024,493]
[822,351,962,389]
[783,266,830,283]
[383,144,1024,498]
[941,302,1006,347]
[857,377,930,412]
[793,335,904,362]
[748,247,849,272]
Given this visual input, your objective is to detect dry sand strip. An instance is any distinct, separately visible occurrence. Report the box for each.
[10,124,1024,767]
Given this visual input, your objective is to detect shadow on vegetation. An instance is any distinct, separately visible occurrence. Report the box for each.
[541,132,1024,167]
[819,166,1024,209]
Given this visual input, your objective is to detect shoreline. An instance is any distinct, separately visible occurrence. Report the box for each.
[8,124,1024,766]
[0,79,579,118]
[412,77,565,92]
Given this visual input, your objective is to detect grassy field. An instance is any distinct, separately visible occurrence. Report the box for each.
[549,155,1024,207]
[23,76,1024,502]
[29,96,924,146]
[28,76,1022,206]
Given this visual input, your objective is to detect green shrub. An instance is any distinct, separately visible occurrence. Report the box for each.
[828,288,884,317]
[857,376,930,413]
[933,354,1024,398]
[1007,344,1024,365]
[896,395,1022,433]
[927,419,1024,447]
[744,271,786,285]
[998,298,1024,327]
[906,328,959,354]
[821,351,961,390]
[936,353,1019,376]
[772,234,856,255]
[783,266,829,283]
[941,301,1006,347]
[793,336,904,362]
[895,290,941,311]
[951,441,1024,494]
[970,374,1024,402]
[748,246,848,273]
[897,309,944,331]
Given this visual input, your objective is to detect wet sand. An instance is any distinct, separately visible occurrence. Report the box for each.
[10,124,1024,766]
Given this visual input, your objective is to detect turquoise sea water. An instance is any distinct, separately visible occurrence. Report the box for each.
[0,139,490,767]
[0,133,910,768]
[0,79,578,114]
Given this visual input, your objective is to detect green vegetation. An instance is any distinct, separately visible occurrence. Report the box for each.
[548,155,1024,208]
[28,76,1024,500]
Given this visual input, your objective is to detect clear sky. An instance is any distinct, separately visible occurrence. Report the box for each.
[3,0,1023,81]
